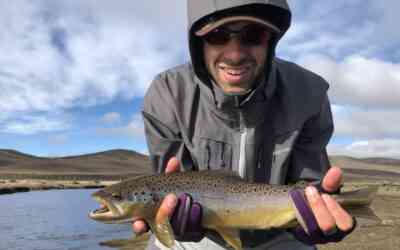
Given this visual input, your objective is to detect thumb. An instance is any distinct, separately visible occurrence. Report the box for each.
[165,157,180,174]
[155,194,178,224]
[321,166,342,193]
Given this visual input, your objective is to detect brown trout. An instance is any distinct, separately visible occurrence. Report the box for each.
[89,170,378,250]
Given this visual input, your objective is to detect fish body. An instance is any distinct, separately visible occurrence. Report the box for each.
[89,170,377,250]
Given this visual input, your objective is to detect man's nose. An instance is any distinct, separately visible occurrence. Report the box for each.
[222,38,248,62]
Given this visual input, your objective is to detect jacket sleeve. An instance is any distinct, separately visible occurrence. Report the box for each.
[142,75,194,174]
[287,94,334,183]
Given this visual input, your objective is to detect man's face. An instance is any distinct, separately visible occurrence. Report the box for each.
[202,21,270,93]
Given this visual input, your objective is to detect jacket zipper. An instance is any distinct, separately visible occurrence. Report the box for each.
[238,107,247,179]
[239,127,247,178]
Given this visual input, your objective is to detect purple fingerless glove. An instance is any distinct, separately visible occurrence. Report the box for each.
[170,193,204,242]
[288,185,356,245]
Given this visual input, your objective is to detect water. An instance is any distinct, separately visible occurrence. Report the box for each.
[0,189,133,250]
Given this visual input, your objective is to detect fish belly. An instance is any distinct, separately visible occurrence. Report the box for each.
[202,202,298,230]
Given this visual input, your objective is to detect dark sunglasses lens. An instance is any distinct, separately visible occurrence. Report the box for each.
[203,25,269,46]
[241,25,268,45]
[204,29,230,45]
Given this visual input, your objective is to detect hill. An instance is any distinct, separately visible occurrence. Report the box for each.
[1,149,400,181]
[329,155,400,182]
[0,149,152,179]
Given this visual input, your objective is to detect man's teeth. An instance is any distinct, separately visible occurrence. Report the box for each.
[228,70,243,75]
[222,67,248,75]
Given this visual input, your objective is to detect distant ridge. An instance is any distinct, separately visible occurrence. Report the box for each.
[49,149,148,160]
[329,155,400,181]
[0,149,44,159]
[330,155,400,167]
[360,157,400,166]
[1,149,399,181]
[0,148,147,160]
[0,149,152,177]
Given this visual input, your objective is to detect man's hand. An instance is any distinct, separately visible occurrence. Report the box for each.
[132,157,180,234]
[305,166,354,234]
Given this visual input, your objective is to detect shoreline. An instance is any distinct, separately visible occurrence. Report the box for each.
[0,179,119,195]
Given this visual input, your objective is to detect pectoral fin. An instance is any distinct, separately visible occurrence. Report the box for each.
[148,218,175,248]
[214,227,242,250]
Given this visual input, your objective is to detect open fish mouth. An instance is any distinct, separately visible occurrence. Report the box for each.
[89,197,120,220]
[92,204,110,215]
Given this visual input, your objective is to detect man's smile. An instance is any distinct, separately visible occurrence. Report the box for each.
[203,21,269,93]
[218,64,253,83]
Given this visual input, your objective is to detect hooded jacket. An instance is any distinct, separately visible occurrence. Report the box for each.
[142,0,332,249]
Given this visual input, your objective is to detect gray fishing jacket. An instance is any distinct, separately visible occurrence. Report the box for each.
[142,0,332,249]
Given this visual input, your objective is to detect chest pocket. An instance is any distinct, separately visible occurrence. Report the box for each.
[272,130,299,166]
[197,138,232,170]
[268,130,299,184]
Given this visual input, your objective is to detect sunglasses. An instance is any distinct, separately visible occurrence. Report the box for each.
[202,24,271,46]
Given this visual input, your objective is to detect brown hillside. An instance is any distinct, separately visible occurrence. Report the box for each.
[1,150,399,182]
[360,157,400,166]
[330,155,400,182]
[330,155,400,171]
[0,149,152,176]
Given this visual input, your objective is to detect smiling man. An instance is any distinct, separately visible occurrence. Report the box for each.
[137,1,355,249]
[201,21,271,93]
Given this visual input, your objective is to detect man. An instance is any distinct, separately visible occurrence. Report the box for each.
[135,1,355,249]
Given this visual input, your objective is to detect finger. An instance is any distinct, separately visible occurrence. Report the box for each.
[165,157,180,174]
[305,186,336,233]
[322,194,354,232]
[132,220,148,234]
[322,166,342,193]
[155,193,178,224]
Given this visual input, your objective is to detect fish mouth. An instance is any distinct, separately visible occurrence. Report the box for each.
[89,196,121,221]
[92,204,112,216]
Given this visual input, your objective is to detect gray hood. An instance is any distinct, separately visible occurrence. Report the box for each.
[187,0,291,86]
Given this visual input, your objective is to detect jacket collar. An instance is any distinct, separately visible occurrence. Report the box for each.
[196,61,277,113]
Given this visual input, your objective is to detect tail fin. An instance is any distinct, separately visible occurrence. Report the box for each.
[336,186,378,206]
[346,206,380,221]
[336,186,380,222]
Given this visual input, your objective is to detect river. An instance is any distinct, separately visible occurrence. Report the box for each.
[0,189,132,250]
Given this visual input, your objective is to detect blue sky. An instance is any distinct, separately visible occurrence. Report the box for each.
[1,0,399,158]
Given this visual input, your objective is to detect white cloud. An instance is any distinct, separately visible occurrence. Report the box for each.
[100,112,121,125]
[299,54,400,109]
[329,139,400,159]
[281,22,376,59]
[48,134,69,145]
[138,148,149,156]
[333,108,400,139]
[283,1,400,159]
[0,114,71,135]
[0,0,187,118]
[282,1,375,59]
[282,1,400,60]
[369,0,400,43]
[2,0,399,160]
[124,115,145,138]
[96,113,144,139]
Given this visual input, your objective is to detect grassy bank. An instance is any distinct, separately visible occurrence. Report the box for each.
[0,178,119,195]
